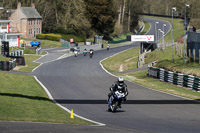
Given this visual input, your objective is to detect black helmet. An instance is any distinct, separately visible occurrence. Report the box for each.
[118,77,124,86]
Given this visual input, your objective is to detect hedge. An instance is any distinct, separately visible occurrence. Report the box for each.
[36,33,86,42]
[36,34,61,41]
[61,34,86,42]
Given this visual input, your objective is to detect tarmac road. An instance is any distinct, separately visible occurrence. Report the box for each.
[2,17,200,133]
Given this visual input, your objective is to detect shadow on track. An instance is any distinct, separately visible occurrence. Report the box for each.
[55,99,200,104]
[0,93,53,102]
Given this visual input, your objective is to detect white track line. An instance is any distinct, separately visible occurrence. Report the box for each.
[34,77,105,126]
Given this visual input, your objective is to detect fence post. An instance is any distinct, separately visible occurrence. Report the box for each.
[193,49,195,62]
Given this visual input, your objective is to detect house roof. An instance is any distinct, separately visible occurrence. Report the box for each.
[0,20,12,23]
[0,32,23,36]
[21,7,42,19]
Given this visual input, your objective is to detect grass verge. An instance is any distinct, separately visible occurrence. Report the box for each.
[0,72,93,124]
[102,47,139,73]
[140,21,150,35]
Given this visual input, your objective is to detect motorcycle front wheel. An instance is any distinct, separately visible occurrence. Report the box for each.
[108,101,118,113]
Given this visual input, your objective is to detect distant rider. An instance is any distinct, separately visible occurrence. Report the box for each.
[108,77,128,107]
[83,48,87,56]
[107,44,110,50]
[89,49,94,58]
[74,46,79,57]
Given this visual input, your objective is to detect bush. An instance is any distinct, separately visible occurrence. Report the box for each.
[61,34,86,42]
[53,27,76,35]
[37,33,85,42]
[191,18,200,30]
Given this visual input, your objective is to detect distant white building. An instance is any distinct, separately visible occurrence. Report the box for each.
[0,20,22,47]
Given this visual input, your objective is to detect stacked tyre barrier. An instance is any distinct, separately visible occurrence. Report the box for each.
[0,59,16,71]
[9,50,24,57]
[148,66,200,91]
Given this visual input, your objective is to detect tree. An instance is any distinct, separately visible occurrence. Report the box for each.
[129,0,144,33]
[84,0,118,39]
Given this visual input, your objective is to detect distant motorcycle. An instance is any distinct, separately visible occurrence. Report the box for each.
[108,90,126,112]
[107,45,110,51]
[89,49,94,58]
[74,50,78,57]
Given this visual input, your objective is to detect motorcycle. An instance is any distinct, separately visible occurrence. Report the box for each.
[74,50,78,57]
[108,90,126,112]
[107,45,110,51]
[89,50,93,58]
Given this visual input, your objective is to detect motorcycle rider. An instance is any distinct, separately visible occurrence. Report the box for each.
[74,46,79,57]
[83,48,87,56]
[107,44,110,50]
[89,49,94,58]
[108,77,128,108]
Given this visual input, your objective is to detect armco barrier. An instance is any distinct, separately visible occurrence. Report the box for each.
[148,66,200,92]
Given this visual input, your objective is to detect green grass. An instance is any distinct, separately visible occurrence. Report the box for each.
[23,47,36,54]
[109,33,131,44]
[140,21,150,35]
[102,47,140,73]
[0,56,11,61]
[112,32,131,41]
[0,72,93,124]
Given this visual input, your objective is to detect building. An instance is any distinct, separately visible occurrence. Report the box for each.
[9,2,42,39]
[0,20,22,47]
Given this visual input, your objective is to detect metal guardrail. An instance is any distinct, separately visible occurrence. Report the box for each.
[148,66,200,91]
